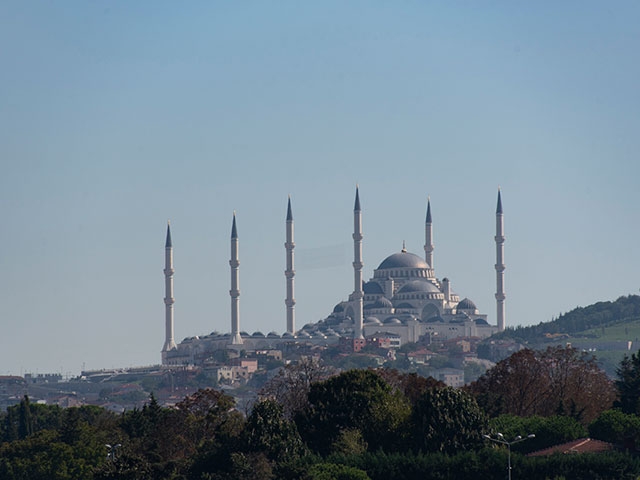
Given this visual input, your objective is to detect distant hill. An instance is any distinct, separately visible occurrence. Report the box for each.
[490,294,640,376]
[496,294,640,343]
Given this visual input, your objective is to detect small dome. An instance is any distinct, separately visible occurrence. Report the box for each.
[377,251,429,270]
[363,281,384,294]
[397,280,441,294]
[365,316,382,325]
[384,317,402,324]
[240,331,249,337]
[252,331,265,337]
[394,302,414,309]
[333,303,345,313]
[457,298,477,310]
[373,297,393,308]
[267,331,280,338]
[426,315,445,323]
[475,318,489,326]
[282,332,295,338]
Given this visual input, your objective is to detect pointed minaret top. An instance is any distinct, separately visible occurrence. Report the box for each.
[287,196,293,221]
[231,212,238,239]
[426,197,432,223]
[496,189,503,214]
[165,221,172,248]
[354,185,361,212]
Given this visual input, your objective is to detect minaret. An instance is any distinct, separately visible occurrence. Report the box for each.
[285,196,296,334]
[162,222,177,361]
[495,189,506,331]
[352,186,364,339]
[424,197,434,268]
[230,213,243,345]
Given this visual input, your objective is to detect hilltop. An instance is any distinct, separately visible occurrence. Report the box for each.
[486,294,640,376]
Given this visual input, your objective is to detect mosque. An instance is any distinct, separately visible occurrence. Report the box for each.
[162,188,506,365]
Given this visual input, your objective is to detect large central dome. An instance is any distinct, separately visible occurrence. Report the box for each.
[377,251,429,270]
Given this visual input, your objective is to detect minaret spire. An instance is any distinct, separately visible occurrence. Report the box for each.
[162,221,177,362]
[495,189,506,331]
[424,197,434,268]
[352,186,364,340]
[230,212,243,345]
[285,196,296,334]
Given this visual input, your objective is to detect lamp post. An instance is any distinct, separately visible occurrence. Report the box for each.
[105,443,122,461]
[483,433,535,480]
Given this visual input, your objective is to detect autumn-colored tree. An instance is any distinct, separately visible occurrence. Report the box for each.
[376,369,445,405]
[468,346,615,423]
[259,357,337,420]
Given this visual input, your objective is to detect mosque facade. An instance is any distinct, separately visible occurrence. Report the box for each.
[162,188,505,366]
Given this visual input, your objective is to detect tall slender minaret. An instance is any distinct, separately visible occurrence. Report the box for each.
[285,196,296,334]
[162,222,177,360]
[424,197,434,268]
[495,189,506,331]
[230,213,243,345]
[352,186,364,339]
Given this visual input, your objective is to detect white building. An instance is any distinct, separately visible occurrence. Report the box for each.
[163,188,505,365]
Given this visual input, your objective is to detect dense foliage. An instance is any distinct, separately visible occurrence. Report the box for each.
[616,351,640,414]
[1,347,640,479]
[468,345,615,423]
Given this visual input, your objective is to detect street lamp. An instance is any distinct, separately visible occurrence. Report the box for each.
[483,433,535,480]
[105,443,122,461]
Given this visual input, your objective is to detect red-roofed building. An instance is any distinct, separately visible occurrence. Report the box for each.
[528,438,614,457]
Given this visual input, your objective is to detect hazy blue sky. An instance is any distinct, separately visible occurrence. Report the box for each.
[1,2,639,376]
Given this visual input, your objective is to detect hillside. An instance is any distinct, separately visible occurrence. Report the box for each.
[491,294,640,376]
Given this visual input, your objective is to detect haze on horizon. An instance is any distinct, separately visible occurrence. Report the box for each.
[1,2,639,377]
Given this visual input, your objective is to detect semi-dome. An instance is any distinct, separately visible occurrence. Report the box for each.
[365,316,382,325]
[363,281,384,294]
[396,280,441,294]
[377,251,429,270]
[394,302,414,309]
[457,298,477,310]
[372,297,393,308]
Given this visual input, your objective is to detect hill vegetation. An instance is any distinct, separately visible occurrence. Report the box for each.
[495,295,640,343]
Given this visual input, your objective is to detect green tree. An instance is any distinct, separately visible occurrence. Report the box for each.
[305,463,371,480]
[489,414,587,454]
[589,409,640,450]
[411,386,488,454]
[243,399,306,462]
[296,370,410,455]
[18,395,34,438]
[616,352,640,414]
